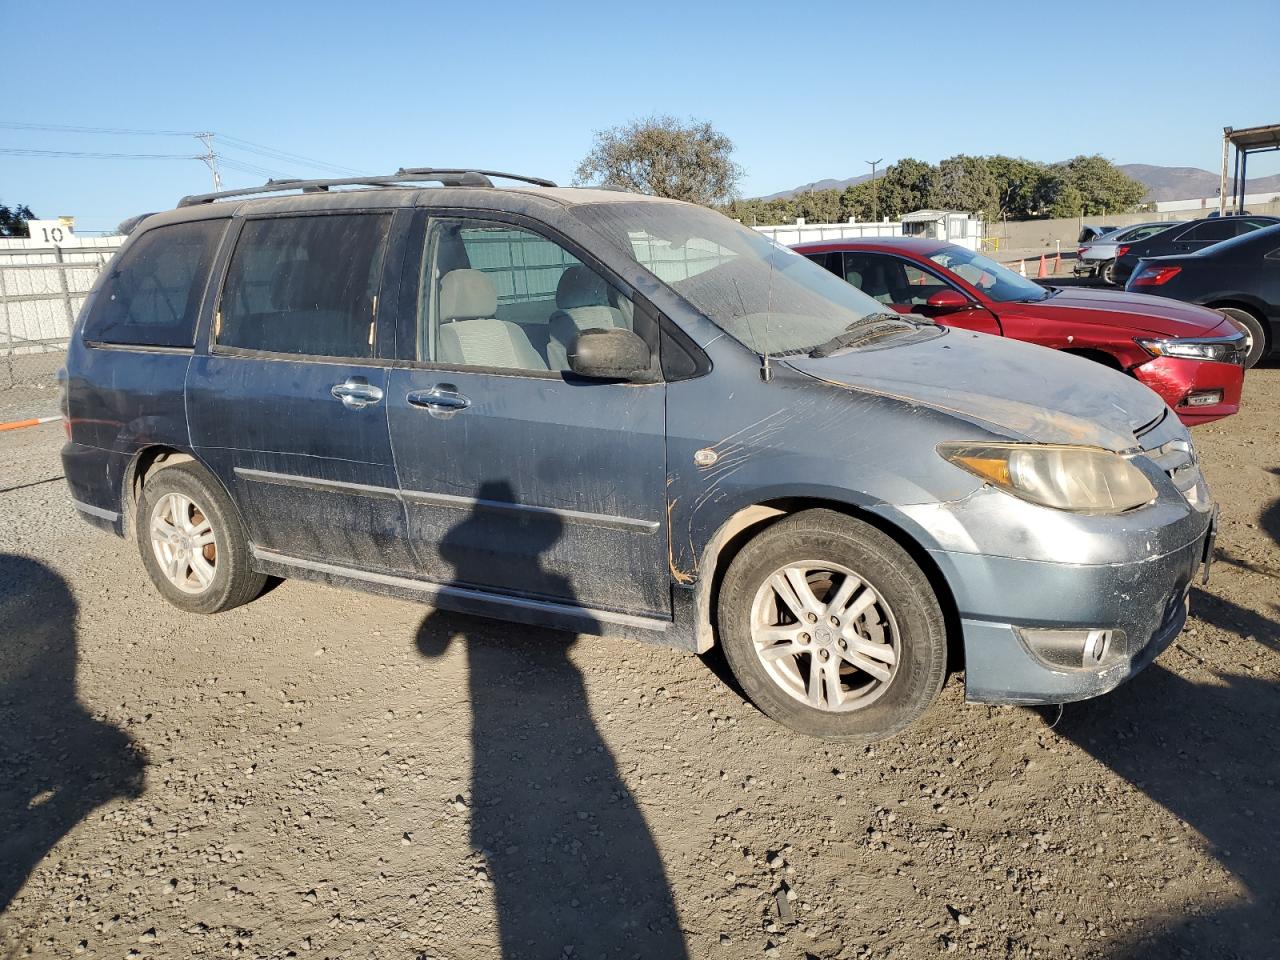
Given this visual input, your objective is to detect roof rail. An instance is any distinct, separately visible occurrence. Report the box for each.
[177,168,558,207]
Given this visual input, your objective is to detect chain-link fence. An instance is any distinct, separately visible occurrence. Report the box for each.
[0,239,122,390]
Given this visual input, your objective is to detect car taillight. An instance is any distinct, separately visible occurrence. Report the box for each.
[1077,246,1088,256]
[1115,245,1130,258]
[1132,265,1182,286]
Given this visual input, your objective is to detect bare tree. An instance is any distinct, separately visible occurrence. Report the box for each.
[574,116,742,207]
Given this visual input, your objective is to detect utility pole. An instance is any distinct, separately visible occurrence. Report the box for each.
[866,158,882,222]
[195,132,221,191]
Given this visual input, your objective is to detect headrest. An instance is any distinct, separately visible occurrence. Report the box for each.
[555,265,610,310]
[439,269,497,321]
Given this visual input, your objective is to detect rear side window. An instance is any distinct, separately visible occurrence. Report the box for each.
[1180,221,1236,243]
[216,214,390,359]
[83,220,224,347]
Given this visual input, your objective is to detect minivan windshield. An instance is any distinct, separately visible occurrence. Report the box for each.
[573,201,932,356]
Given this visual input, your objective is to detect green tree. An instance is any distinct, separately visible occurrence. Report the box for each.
[722,196,797,226]
[934,155,1000,220]
[0,201,36,237]
[876,158,937,219]
[1057,155,1146,215]
[1046,177,1084,218]
[985,155,1048,219]
[574,115,742,206]
[794,188,844,224]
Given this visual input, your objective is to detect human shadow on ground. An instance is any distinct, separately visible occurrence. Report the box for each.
[0,554,145,914]
[1055,648,1278,956]
[1259,468,1280,548]
[413,481,687,959]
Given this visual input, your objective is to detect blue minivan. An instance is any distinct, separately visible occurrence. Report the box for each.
[61,169,1216,741]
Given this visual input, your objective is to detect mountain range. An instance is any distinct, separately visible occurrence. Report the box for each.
[762,164,1280,203]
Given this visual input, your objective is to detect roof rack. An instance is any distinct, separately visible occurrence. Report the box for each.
[177,168,558,207]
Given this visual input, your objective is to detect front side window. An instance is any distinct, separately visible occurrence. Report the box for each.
[841,253,955,308]
[216,214,390,359]
[417,218,646,374]
[83,219,224,347]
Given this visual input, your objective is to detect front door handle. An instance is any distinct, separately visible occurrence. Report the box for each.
[331,378,384,409]
[407,386,471,419]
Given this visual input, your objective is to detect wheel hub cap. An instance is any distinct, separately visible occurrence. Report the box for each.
[149,492,218,595]
[749,561,901,713]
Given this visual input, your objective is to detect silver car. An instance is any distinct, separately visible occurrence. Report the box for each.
[1076,221,1185,284]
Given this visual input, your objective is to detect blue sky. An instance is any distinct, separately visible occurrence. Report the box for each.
[3,0,1278,231]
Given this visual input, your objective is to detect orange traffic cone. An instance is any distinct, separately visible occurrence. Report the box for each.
[1016,259,1027,277]
[1037,254,1048,278]
[1052,251,1062,273]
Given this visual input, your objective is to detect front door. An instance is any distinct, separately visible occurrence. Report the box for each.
[385,213,669,619]
[187,210,416,574]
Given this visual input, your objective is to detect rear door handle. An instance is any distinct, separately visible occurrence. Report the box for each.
[407,386,471,419]
[331,378,384,409]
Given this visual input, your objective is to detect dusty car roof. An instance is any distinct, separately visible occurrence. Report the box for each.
[124,184,680,235]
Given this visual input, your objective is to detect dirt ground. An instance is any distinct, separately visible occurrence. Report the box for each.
[1,370,1277,960]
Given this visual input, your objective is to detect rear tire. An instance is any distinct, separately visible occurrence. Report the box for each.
[136,461,266,614]
[1100,260,1117,285]
[1216,306,1266,369]
[716,509,947,742]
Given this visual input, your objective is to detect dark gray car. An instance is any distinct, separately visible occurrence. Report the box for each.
[60,171,1216,741]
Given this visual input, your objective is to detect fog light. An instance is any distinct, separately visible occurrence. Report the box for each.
[1016,627,1125,670]
[1183,390,1223,408]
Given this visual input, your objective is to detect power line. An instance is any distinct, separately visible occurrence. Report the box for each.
[214,134,363,175]
[0,148,196,159]
[219,156,294,180]
[1,121,364,176]
[0,121,200,136]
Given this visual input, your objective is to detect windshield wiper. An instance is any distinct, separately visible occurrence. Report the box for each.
[808,313,916,358]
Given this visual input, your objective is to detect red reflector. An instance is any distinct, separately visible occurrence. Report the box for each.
[1132,266,1182,286]
[1115,245,1130,258]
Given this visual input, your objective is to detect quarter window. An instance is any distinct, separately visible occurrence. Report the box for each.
[83,219,224,348]
[216,214,390,359]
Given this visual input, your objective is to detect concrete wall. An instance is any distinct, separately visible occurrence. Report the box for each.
[988,199,1280,253]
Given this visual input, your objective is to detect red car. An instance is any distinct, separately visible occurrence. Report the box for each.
[794,238,1247,425]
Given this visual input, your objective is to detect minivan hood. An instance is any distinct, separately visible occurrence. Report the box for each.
[785,328,1167,451]
[1034,285,1226,336]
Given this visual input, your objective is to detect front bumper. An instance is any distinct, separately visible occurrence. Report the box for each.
[1132,355,1244,426]
[933,517,1212,705]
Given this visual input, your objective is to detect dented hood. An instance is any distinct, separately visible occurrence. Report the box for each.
[785,328,1167,451]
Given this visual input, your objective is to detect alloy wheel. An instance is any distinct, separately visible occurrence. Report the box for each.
[749,561,901,712]
[149,492,218,595]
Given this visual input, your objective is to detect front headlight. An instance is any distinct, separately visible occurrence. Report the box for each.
[938,442,1156,514]
[1136,335,1246,365]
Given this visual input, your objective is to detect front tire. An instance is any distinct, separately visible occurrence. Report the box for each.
[1216,306,1266,369]
[136,461,266,614]
[716,510,947,742]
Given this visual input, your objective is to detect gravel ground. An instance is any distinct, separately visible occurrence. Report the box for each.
[1,370,1277,960]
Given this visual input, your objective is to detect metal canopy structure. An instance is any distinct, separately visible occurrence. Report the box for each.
[1219,123,1280,216]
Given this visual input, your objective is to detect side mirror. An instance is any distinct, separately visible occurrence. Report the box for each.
[925,288,971,312]
[568,328,656,383]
